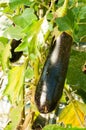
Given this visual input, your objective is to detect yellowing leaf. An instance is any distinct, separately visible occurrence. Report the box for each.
[3,58,28,104]
[1,43,11,70]
[58,100,86,128]
[5,101,23,130]
[55,0,68,18]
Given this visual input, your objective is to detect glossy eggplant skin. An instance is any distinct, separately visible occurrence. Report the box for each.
[35,32,72,113]
[10,39,23,62]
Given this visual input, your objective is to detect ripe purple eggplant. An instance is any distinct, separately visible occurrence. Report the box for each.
[10,39,23,62]
[35,32,73,113]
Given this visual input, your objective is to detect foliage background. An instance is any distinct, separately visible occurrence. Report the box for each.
[0,0,86,130]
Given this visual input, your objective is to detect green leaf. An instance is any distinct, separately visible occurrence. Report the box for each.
[0,37,9,66]
[47,13,53,21]
[56,5,86,42]
[1,43,11,70]
[0,43,4,65]
[67,49,86,92]
[9,0,31,9]
[15,19,43,51]
[78,0,86,4]
[43,125,63,130]
[3,25,25,40]
[43,124,84,130]
[78,6,86,20]
[13,8,37,28]
[0,42,4,64]
[25,66,34,79]
[72,5,86,42]
[73,21,86,42]
[3,58,28,104]
[56,9,74,31]
[78,23,86,40]
[15,18,49,58]
[0,37,8,44]
[0,37,8,63]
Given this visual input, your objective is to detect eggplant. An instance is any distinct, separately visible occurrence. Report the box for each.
[35,32,73,113]
[10,39,23,62]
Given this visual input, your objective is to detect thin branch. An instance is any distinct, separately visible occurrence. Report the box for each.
[21,110,35,130]
[46,0,55,16]
[35,1,48,9]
